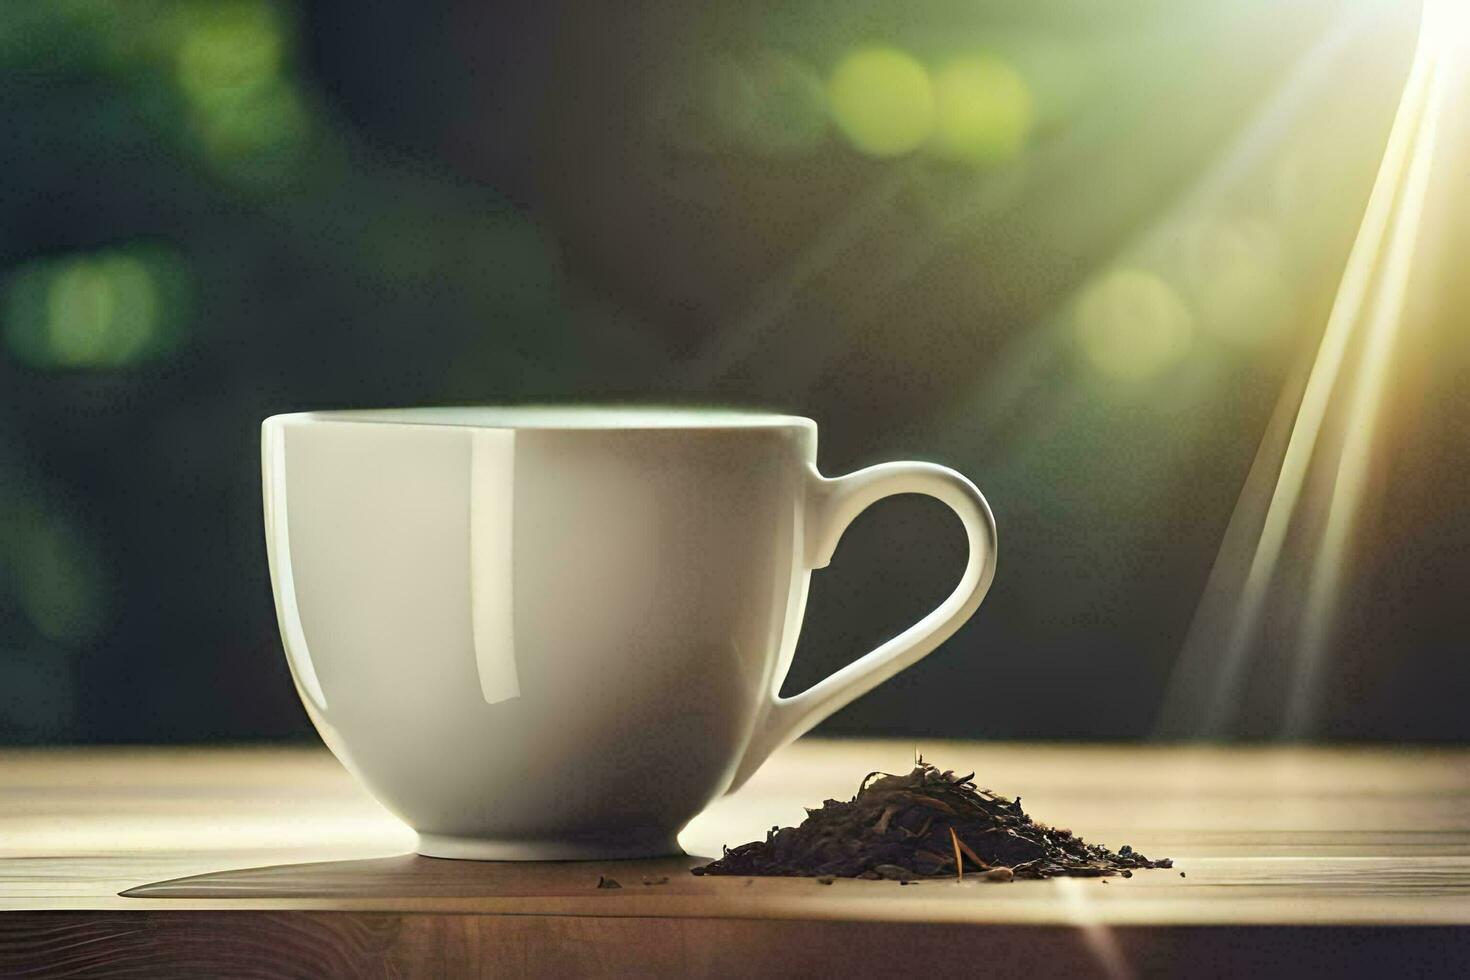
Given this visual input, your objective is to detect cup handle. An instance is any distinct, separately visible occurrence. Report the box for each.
[727,461,998,791]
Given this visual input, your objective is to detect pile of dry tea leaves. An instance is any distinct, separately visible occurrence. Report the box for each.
[692,761,1173,881]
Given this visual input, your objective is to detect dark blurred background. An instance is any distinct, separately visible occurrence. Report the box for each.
[3,0,1463,746]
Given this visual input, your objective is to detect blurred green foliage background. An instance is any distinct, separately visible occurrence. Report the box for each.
[4,0,1459,744]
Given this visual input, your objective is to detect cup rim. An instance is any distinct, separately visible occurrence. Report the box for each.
[263,406,817,432]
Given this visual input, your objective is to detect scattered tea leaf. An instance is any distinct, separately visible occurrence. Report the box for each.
[596,875,622,889]
[954,833,988,871]
[691,761,1174,882]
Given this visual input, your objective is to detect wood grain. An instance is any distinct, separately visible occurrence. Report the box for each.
[2,912,1468,979]
[2,740,1469,976]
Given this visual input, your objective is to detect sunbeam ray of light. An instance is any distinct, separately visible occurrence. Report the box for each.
[689,11,1270,391]
[1157,0,1463,740]
[926,5,1377,453]
[1054,876,1135,980]
[869,3,1371,347]
[1285,0,1468,737]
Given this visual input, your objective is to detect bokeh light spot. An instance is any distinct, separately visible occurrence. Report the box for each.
[171,1,308,178]
[44,260,116,365]
[930,56,1034,165]
[175,2,284,109]
[667,51,827,157]
[1075,268,1194,381]
[47,255,160,366]
[3,246,191,370]
[195,78,309,162]
[1182,217,1293,349]
[828,47,935,158]
[5,512,111,645]
[740,51,828,156]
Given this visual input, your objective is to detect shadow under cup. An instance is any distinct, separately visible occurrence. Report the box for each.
[262,409,817,859]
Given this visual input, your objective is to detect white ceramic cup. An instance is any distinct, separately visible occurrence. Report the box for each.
[262,407,996,860]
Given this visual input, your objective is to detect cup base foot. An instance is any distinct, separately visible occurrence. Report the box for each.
[416,832,685,861]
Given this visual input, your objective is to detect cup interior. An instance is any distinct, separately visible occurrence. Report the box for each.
[282,405,816,431]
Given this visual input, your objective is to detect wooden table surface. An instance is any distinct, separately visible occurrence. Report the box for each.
[2,740,1468,977]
